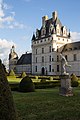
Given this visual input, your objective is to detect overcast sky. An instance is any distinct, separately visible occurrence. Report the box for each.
[0,0,80,65]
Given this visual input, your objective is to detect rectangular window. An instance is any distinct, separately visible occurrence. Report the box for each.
[49,46,51,52]
[52,48,54,52]
[73,54,77,61]
[57,65,59,72]
[36,57,37,63]
[52,58,54,61]
[57,55,59,62]
[49,65,51,72]
[42,56,44,63]
[49,55,51,62]
[36,49,37,54]
[42,48,44,53]
[35,66,37,72]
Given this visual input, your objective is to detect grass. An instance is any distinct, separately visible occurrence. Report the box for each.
[13,87,80,120]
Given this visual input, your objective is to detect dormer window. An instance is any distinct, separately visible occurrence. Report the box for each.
[36,29,39,37]
[64,31,65,34]
[42,30,44,35]
[41,28,46,36]
[56,24,60,35]
[62,26,67,36]
[49,23,54,34]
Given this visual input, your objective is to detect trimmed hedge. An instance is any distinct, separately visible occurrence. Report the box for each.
[20,72,27,78]
[19,76,35,92]
[71,74,79,87]
[8,69,16,77]
[34,80,60,89]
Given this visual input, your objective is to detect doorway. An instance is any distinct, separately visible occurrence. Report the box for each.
[41,67,45,75]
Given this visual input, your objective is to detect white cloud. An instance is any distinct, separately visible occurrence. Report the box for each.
[71,32,80,42]
[10,11,15,17]
[0,0,26,29]
[8,22,26,29]
[0,38,16,61]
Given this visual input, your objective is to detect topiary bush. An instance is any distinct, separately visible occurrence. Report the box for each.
[71,74,79,87]
[19,76,35,92]
[0,59,18,120]
[8,69,16,77]
[71,80,79,87]
[20,71,27,78]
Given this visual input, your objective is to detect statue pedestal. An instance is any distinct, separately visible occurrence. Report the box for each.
[59,75,73,96]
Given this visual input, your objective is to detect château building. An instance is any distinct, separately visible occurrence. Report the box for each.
[9,46,32,74]
[9,11,80,76]
[31,11,71,75]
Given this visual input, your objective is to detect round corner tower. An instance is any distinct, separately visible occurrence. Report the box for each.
[9,45,18,72]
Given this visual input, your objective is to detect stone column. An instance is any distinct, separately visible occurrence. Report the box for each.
[59,75,73,96]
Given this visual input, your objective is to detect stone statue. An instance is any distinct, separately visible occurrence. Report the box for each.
[60,53,71,75]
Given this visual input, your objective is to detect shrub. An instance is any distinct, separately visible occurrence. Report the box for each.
[9,83,19,91]
[20,72,26,78]
[71,73,78,81]
[19,76,35,92]
[8,69,16,76]
[38,76,50,80]
[0,59,18,120]
[40,79,46,83]
[34,80,60,89]
[71,80,79,87]
[71,74,79,87]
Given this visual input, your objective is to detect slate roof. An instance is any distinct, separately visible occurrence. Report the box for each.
[32,15,70,41]
[17,53,32,65]
[62,41,80,52]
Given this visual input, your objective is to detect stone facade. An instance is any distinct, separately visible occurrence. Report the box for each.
[9,47,32,74]
[60,41,80,76]
[9,11,80,76]
[31,11,71,75]
[9,46,18,72]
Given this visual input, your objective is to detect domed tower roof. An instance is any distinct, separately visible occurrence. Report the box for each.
[9,46,18,60]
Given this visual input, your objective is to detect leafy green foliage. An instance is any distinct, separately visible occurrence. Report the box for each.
[19,76,35,92]
[20,72,27,78]
[71,74,79,87]
[34,80,60,89]
[8,69,16,76]
[40,79,46,83]
[71,74,78,81]
[0,59,18,120]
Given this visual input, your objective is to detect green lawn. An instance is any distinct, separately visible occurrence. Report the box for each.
[13,88,80,120]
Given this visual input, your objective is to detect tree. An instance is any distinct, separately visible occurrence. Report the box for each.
[0,59,18,120]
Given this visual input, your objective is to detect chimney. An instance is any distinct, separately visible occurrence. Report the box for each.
[42,15,48,27]
[52,11,58,21]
